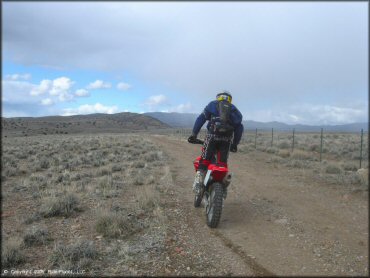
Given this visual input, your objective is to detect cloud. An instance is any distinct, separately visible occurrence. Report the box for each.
[29,77,75,102]
[117,82,131,90]
[40,98,54,106]
[30,77,74,100]
[49,77,74,96]
[142,94,169,111]
[168,102,192,113]
[291,104,368,125]
[5,73,31,81]
[145,94,167,106]
[3,3,367,124]
[30,80,52,96]
[62,103,119,116]
[246,103,368,125]
[86,80,111,90]
[75,89,90,97]
[3,80,38,103]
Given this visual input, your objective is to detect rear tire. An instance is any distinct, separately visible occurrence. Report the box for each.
[206,182,223,228]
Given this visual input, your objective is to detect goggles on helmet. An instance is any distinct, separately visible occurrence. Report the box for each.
[216,94,232,103]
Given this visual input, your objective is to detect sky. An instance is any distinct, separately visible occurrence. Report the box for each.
[2,2,368,125]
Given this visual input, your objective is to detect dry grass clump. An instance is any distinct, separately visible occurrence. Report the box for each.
[325,163,343,174]
[50,240,97,270]
[96,175,120,198]
[23,213,42,225]
[2,157,19,178]
[357,168,369,186]
[278,149,290,158]
[23,226,51,247]
[265,147,278,154]
[286,159,309,169]
[39,193,81,217]
[95,210,144,239]
[29,173,48,190]
[2,238,25,268]
[291,150,312,160]
[134,185,161,211]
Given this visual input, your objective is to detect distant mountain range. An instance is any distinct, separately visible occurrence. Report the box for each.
[144,112,368,132]
[2,112,169,137]
[2,112,367,137]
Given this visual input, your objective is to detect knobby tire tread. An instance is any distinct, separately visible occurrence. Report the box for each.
[207,182,223,228]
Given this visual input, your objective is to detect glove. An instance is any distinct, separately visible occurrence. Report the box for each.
[188,134,197,143]
[230,144,237,153]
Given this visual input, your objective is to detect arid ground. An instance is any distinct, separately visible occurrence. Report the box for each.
[1,132,368,276]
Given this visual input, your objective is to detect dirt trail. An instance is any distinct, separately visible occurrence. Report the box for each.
[151,135,368,276]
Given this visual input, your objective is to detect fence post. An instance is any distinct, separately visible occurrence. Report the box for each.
[320,128,323,162]
[255,128,257,149]
[271,128,274,147]
[359,128,363,168]
[292,128,295,152]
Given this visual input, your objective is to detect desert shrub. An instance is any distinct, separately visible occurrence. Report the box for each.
[268,156,283,163]
[278,149,290,158]
[111,164,122,172]
[3,165,19,177]
[23,213,42,225]
[132,161,145,168]
[144,151,161,162]
[95,211,143,239]
[70,172,81,181]
[2,239,25,268]
[97,167,111,176]
[278,141,290,149]
[15,152,28,160]
[265,147,278,154]
[341,162,359,172]
[54,171,71,185]
[30,174,48,189]
[38,158,50,169]
[325,164,342,174]
[291,150,312,160]
[23,226,51,246]
[40,193,81,217]
[287,159,308,169]
[309,144,320,152]
[133,175,145,186]
[50,240,97,270]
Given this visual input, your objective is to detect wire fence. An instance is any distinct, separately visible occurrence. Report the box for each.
[164,128,368,168]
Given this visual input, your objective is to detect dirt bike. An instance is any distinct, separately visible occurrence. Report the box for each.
[189,138,232,228]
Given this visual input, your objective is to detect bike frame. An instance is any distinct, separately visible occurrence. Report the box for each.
[193,155,228,186]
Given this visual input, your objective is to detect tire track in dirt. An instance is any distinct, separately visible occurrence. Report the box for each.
[210,230,275,276]
[151,135,276,276]
[151,135,368,276]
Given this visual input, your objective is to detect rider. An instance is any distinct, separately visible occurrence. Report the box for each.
[188,90,244,197]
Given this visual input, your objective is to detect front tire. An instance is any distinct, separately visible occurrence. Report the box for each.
[206,182,223,228]
[194,191,202,207]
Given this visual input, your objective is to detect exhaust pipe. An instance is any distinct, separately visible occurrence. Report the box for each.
[223,173,232,187]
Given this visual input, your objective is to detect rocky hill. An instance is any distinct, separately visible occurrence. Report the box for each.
[2,112,170,137]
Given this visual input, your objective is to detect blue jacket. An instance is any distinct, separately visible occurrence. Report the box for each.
[192,100,244,146]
